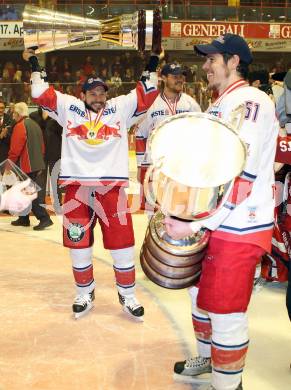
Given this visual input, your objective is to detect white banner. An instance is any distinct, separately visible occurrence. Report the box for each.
[0,21,23,38]
[162,37,291,52]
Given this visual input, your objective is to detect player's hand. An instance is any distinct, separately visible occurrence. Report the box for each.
[164,216,193,240]
[152,47,165,60]
[158,47,165,61]
[23,49,36,61]
[164,216,204,240]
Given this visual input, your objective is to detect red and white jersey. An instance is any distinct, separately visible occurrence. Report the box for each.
[203,80,279,253]
[31,72,158,186]
[135,92,201,167]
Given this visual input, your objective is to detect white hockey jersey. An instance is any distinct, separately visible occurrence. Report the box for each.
[30,72,158,186]
[135,92,201,166]
[203,79,279,252]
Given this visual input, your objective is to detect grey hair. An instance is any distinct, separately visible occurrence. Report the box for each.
[14,102,29,117]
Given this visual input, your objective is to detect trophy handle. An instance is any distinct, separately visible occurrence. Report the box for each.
[152,8,162,53]
[143,164,161,210]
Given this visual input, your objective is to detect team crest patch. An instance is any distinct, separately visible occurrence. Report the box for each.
[67,223,85,242]
[247,206,257,223]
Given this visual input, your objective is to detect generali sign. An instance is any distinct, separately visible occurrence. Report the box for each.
[163,21,291,39]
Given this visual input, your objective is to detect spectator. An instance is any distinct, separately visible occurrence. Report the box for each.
[82,56,95,77]
[1,68,12,104]
[270,72,284,105]
[75,69,86,98]
[4,61,15,80]
[30,107,51,210]
[123,68,134,83]
[8,102,53,230]
[61,71,75,93]
[121,52,133,73]
[0,99,13,163]
[12,64,23,102]
[6,102,14,119]
[30,106,50,142]
[111,56,123,77]
[64,85,75,96]
[110,70,122,87]
[99,68,109,83]
[48,65,59,83]
[62,57,72,75]
[110,70,122,97]
[46,54,60,75]
[97,56,108,75]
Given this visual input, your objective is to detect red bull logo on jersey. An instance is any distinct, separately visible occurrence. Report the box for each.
[66,120,121,145]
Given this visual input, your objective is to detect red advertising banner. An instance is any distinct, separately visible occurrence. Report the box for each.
[276,136,291,165]
[162,21,291,40]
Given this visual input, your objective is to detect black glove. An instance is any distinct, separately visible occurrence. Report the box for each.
[29,56,48,82]
[29,55,41,72]
[140,54,159,81]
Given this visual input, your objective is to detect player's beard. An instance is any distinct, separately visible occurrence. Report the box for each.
[166,82,183,95]
[85,101,105,113]
[207,66,231,92]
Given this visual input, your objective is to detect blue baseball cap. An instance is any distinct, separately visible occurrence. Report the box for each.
[82,76,108,92]
[194,33,253,65]
[161,63,186,76]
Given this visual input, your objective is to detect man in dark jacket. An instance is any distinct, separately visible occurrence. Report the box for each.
[30,106,50,133]
[0,99,14,163]
[8,102,53,230]
[29,106,50,205]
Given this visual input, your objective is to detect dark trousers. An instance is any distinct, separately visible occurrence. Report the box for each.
[18,170,50,222]
[38,162,48,211]
[48,160,63,209]
[37,160,62,214]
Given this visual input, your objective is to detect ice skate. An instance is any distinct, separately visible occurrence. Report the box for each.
[173,356,211,383]
[118,292,144,322]
[72,290,95,319]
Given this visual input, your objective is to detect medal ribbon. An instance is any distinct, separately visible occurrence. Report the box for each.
[161,92,181,115]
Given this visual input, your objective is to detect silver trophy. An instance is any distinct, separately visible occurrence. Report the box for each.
[23,5,162,53]
[141,112,247,289]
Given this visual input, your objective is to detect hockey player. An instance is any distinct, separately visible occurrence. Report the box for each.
[135,62,201,212]
[164,34,279,390]
[23,48,161,321]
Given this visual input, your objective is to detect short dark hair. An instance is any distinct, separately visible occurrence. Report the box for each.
[222,53,249,80]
